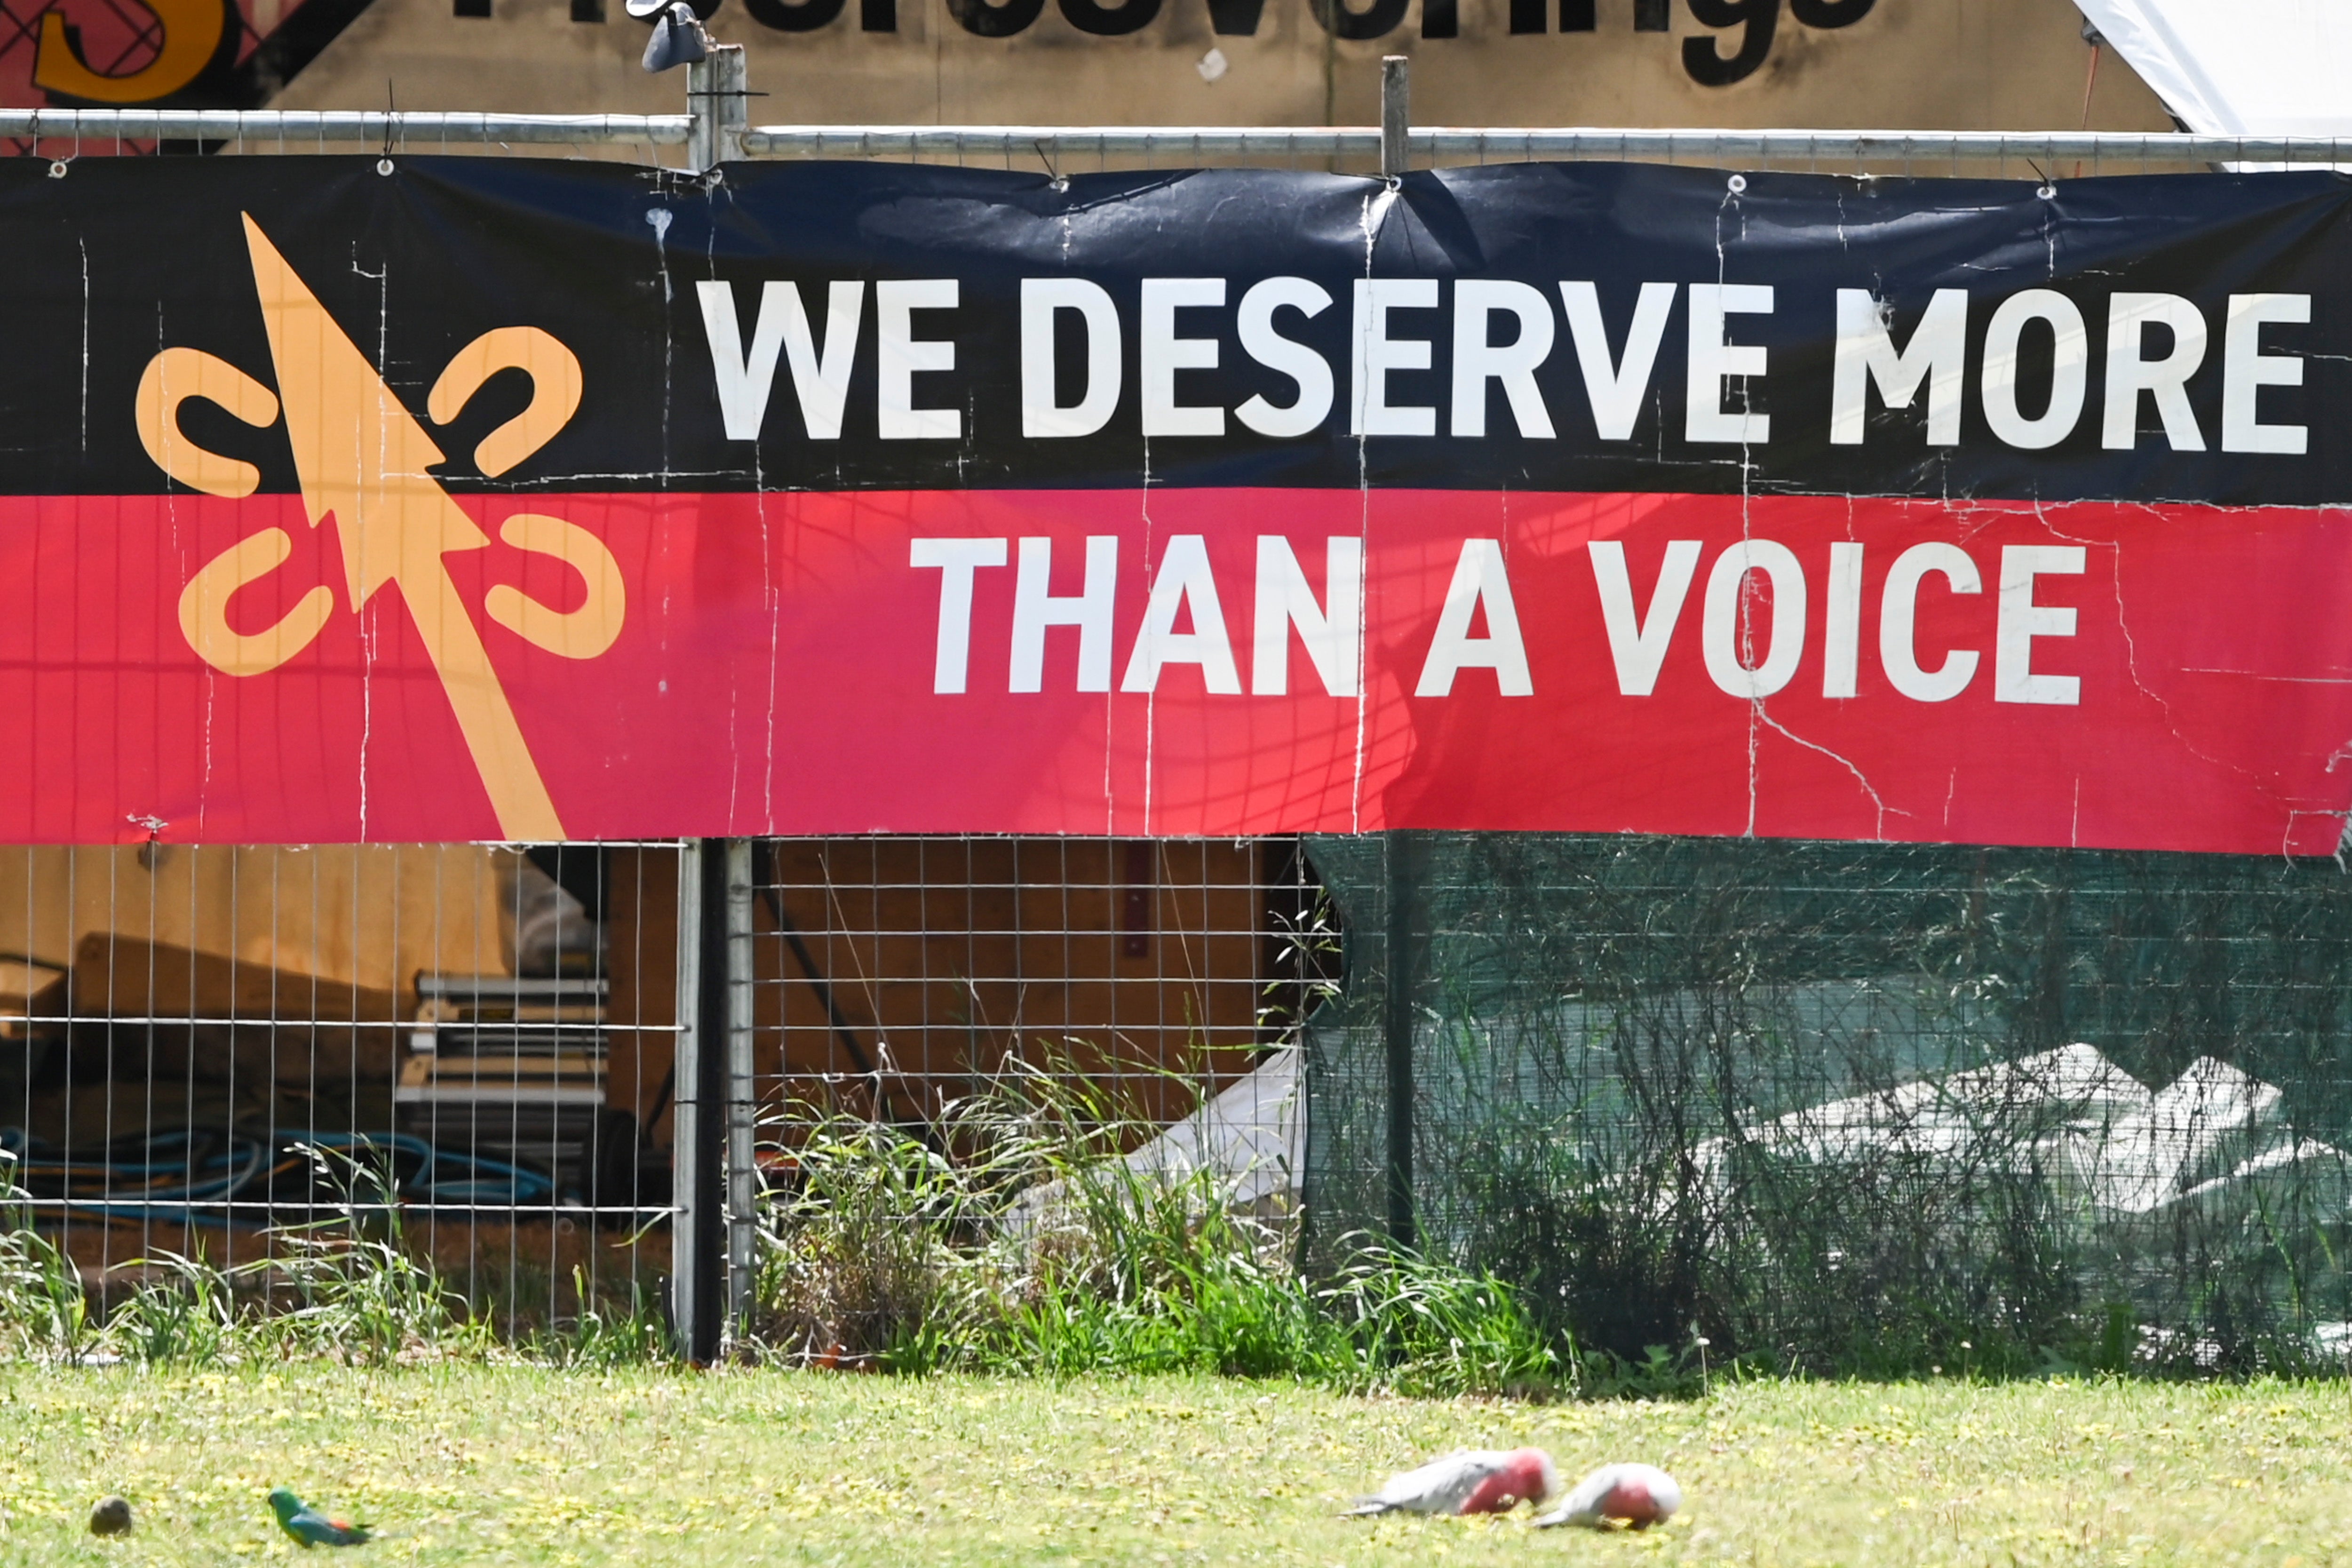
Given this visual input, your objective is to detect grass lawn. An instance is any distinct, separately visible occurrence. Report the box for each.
[2,1366,2348,1566]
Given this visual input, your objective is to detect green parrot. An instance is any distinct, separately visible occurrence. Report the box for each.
[268,1488,372,1548]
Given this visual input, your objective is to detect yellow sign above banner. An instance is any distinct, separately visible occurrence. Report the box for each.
[258,0,2172,135]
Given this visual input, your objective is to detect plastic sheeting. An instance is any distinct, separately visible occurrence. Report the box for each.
[1007,1047,1301,1234]
[2076,0,2352,137]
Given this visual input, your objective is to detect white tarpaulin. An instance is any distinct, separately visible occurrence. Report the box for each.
[2075,0,2352,136]
[1006,1048,1301,1236]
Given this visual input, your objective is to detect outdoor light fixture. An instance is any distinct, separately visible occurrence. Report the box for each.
[628,0,709,73]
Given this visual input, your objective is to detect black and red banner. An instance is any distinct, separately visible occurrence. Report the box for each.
[5,154,2352,848]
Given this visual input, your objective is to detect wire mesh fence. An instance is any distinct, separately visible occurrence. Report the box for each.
[0,842,683,1341]
[738,836,1322,1139]
[0,834,1326,1344]
[24,825,2352,1373]
[1302,832,2352,1376]
[719,835,1326,1367]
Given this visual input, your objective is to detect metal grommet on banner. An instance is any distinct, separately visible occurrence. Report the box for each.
[377,158,395,176]
[46,159,66,179]
[1727,173,1748,193]
[2037,183,2057,199]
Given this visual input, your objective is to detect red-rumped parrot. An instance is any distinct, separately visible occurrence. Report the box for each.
[269,1488,372,1547]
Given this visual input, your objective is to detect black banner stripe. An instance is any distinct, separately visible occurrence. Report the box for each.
[2,156,2346,505]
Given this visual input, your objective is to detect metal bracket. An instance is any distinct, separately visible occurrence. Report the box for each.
[687,44,750,171]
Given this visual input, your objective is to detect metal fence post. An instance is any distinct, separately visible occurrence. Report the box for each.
[670,839,728,1362]
[722,838,758,1346]
[1380,55,1409,179]
[688,43,749,173]
[1381,831,1421,1252]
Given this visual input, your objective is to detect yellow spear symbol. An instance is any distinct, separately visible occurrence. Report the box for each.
[236,215,565,840]
[140,216,627,840]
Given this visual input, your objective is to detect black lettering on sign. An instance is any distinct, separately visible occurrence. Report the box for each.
[1061,0,1160,32]
[1312,0,1407,40]
[1790,0,1871,24]
[945,0,1045,32]
[747,0,848,30]
[691,0,1865,67]
[1481,0,1600,34]
[1684,0,1776,84]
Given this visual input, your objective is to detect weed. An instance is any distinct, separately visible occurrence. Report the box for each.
[0,1219,95,1361]
[243,1143,488,1364]
[540,1266,675,1367]
[0,1161,95,1361]
[1316,1242,1562,1396]
[110,1249,243,1366]
[746,1056,1571,1395]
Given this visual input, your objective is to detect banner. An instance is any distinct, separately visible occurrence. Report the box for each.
[7,155,2352,848]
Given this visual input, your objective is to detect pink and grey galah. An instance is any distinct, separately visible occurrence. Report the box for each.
[1343,1448,1560,1517]
[1531,1463,1683,1529]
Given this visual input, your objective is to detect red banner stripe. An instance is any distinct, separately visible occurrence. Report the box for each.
[1,486,2344,850]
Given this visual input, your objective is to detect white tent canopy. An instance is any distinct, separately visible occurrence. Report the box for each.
[2076,0,2352,137]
